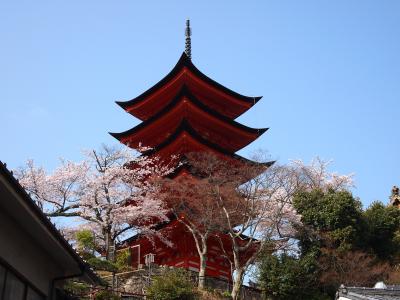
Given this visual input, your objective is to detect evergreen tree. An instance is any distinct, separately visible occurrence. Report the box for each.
[257,189,400,299]
[364,201,400,259]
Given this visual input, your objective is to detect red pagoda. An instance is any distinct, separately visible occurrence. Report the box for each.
[110,20,271,281]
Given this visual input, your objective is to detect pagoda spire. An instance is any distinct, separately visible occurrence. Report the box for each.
[185,19,192,59]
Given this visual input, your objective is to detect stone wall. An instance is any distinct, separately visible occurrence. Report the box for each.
[108,264,262,300]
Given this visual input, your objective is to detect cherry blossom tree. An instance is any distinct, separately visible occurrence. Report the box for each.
[160,157,228,289]
[166,153,353,300]
[16,145,174,260]
[289,157,354,192]
[229,157,353,300]
[159,153,299,296]
[206,160,300,300]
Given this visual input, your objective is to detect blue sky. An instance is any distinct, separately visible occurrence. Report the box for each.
[1,1,399,208]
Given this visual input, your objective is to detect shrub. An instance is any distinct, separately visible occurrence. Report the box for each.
[87,257,118,272]
[258,252,329,300]
[63,280,91,297]
[146,268,198,300]
[95,290,120,300]
[115,248,132,271]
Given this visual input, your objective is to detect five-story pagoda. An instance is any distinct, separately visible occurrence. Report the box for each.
[110,20,272,281]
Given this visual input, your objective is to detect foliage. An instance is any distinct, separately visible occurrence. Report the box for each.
[162,155,353,299]
[87,257,118,272]
[258,252,328,300]
[63,280,91,298]
[16,145,174,260]
[197,289,230,299]
[63,280,119,299]
[94,290,121,300]
[318,248,390,288]
[220,291,231,298]
[75,229,96,260]
[363,201,400,259]
[85,249,131,273]
[162,153,303,297]
[76,230,96,252]
[293,184,400,262]
[146,268,198,300]
[258,184,400,299]
[387,266,400,284]
[293,189,363,250]
[115,248,132,271]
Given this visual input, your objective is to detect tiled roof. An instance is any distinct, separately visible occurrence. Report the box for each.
[337,285,400,300]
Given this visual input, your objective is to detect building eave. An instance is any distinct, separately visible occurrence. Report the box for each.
[0,161,102,285]
[140,119,272,168]
[110,85,268,151]
[116,52,262,111]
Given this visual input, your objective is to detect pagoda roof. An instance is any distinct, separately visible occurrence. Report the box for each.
[141,120,273,168]
[166,162,275,184]
[116,52,262,121]
[110,86,268,153]
[121,216,254,244]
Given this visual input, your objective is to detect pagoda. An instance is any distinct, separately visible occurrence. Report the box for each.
[110,20,272,280]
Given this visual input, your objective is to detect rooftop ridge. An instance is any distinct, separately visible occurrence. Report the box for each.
[116,52,262,112]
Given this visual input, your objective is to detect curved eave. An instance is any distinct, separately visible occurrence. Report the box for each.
[141,120,272,168]
[116,52,262,110]
[122,218,262,247]
[167,160,275,180]
[110,85,268,141]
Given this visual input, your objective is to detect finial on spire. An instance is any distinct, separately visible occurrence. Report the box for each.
[185,19,192,60]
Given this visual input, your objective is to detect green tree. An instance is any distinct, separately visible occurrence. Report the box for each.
[258,189,400,299]
[147,268,197,300]
[258,189,366,299]
[363,201,400,259]
[87,257,118,272]
[257,252,329,300]
[75,230,96,260]
[293,189,363,250]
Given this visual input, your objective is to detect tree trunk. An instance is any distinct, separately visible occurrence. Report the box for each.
[198,253,207,290]
[105,230,115,261]
[231,268,245,300]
